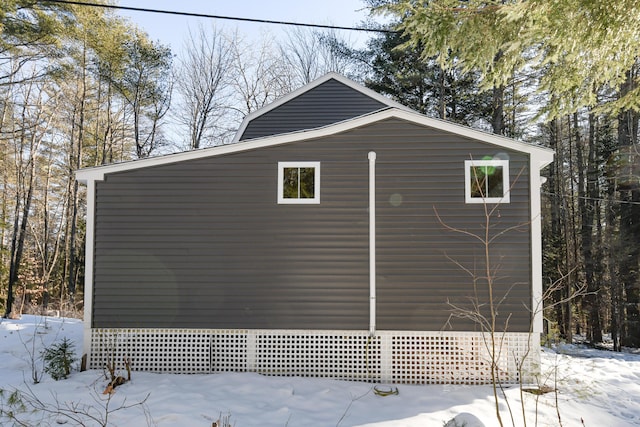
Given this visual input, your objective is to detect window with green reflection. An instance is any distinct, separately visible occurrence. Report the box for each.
[465,159,510,203]
[278,162,320,204]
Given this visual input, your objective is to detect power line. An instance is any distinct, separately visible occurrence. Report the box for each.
[25,4,640,210]
[542,191,640,206]
[41,0,396,34]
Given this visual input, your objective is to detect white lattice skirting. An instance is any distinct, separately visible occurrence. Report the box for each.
[88,329,539,385]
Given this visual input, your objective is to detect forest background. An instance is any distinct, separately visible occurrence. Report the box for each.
[2,0,639,350]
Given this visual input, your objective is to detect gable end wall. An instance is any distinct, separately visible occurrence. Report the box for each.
[239,79,387,140]
[92,118,532,333]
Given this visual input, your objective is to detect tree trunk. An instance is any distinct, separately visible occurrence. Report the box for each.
[565,115,578,338]
[491,84,505,135]
[66,40,88,303]
[617,68,640,347]
[5,138,37,318]
[546,118,572,341]
[579,112,603,343]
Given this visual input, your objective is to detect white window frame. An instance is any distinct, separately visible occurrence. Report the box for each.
[277,161,321,204]
[464,159,510,204]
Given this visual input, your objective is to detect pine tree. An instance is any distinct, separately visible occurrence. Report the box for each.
[42,338,76,380]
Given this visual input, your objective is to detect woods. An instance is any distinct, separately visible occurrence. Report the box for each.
[0,0,353,318]
[370,0,640,348]
[1,1,171,317]
[2,0,640,350]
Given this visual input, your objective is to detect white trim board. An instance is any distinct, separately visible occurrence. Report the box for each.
[76,108,553,183]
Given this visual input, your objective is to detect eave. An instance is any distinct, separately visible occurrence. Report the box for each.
[76,108,554,183]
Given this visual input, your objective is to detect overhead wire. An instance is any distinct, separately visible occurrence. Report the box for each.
[38,1,640,209]
[541,191,640,206]
[41,0,397,34]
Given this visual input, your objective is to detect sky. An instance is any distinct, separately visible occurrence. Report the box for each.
[111,0,378,149]
[117,0,375,53]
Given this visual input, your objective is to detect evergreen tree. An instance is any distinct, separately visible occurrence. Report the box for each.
[374,0,640,118]
[346,23,494,130]
[372,0,640,347]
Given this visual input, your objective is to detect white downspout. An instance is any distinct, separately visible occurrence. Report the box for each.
[368,151,377,336]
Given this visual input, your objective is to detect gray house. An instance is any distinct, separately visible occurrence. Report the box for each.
[77,73,553,385]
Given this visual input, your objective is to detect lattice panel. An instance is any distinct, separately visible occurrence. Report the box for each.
[388,332,538,385]
[88,329,538,384]
[252,332,381,381]
[90,329,211,374]
[211,331,248,373]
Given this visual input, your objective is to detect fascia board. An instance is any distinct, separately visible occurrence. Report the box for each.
[408,111,555,168]
[76,108,554,183]
[387,109,554,169]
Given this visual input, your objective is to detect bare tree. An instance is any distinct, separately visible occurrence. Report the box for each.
[279,27,324,85]
[4,70,55,318]
[229,31,292,116]
[116,30,172,158]
[279,27,358,87]
[317,29,358,78]
[175,24,235,149]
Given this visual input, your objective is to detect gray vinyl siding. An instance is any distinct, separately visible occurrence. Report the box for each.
[239,79,387,140]
[93,118,532,332]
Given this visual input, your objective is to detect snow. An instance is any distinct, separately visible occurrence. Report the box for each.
[2,315,640,426]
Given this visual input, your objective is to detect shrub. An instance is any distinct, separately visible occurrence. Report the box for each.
[42,338,76,380]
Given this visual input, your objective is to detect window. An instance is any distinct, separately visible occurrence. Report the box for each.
[278,162,320,204]
[464,159,510,204]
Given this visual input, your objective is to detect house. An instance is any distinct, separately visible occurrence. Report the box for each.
[76,73,554,385]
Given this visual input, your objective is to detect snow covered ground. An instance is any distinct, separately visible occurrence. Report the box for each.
[1,315,639,427]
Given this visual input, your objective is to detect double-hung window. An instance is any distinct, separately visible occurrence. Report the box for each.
[278,161,320,204]
[464,159,510,204]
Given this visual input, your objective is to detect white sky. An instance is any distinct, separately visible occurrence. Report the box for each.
[114,0,377,149]
[117,0,374,52]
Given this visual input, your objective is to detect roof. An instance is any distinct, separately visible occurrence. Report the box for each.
[76,107,554,183]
